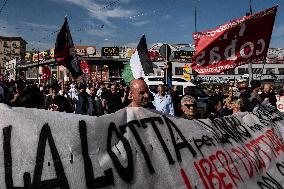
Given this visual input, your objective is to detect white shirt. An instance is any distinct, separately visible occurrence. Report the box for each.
[152,93,175,116]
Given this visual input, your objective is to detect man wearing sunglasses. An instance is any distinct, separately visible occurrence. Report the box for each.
[180,95,198,120]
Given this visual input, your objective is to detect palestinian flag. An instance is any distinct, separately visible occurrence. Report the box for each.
[54,17,83,79]
[122,35,154,84]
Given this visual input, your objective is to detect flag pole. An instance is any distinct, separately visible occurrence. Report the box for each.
[248,0,253,86]
[194,2,197,33]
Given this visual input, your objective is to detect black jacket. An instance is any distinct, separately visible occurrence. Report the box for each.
[260,91,277,107]
[240,89,262,112]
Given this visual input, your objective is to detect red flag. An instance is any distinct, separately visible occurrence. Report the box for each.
[191,6,277,74]
[54,17,83,79]
[42,66,51,80]
[80,60,90,75]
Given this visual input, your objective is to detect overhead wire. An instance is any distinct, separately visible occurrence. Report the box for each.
[27,0,190,49]
[0,0,8,14]
[99,0,120,11]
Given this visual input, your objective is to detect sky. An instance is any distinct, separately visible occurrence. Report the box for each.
[0,0,283,51]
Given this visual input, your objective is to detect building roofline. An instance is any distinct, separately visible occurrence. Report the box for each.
[0,36,28,44]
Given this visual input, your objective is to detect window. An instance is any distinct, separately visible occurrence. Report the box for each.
[238,68,248,74]
[148,77,164,81]
[175,67,183,75]
[252,68,263,74]
[223,69,235,75]
[266,68,275,74]
[3,41,8,47]
[51,65,57,69]
[12,42,19,48]
[109,67,120,77]
[172,78,187,82]
[148,77,188,82]
[278,68,284,75]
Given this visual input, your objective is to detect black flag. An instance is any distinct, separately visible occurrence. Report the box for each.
[54,17,83,79]
[137,35,154,75]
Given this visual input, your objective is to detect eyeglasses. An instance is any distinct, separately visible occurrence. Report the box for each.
[184,104,197,109]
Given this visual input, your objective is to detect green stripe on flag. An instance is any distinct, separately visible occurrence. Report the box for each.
[122,61,135,85]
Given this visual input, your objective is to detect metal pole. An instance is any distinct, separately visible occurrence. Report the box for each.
[194,4,197,33]
[165,44,168,85]
[37,50,40,85]
[100,57,103,82]
[95,64,98,81]
[248,0,253,86]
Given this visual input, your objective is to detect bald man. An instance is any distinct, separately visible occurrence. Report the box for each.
[260,83,277,107]
[128,79,150,107]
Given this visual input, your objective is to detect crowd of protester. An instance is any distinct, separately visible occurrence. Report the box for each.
[0,78,283,120]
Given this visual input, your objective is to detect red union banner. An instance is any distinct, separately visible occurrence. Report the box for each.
[191,6,277,74]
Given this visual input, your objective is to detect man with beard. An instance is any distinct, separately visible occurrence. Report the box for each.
[260,83,277,107]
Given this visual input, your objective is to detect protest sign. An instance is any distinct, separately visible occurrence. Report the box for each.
[0,103,284,188]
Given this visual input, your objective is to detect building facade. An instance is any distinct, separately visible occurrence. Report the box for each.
[0,36,27,74]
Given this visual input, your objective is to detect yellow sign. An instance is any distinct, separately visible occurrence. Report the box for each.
[182,64,191,81]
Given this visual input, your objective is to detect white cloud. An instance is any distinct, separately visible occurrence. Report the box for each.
[131,20,149,27]
[162,14,172,20]
[86,28,115,38]
[22,22,58,31]
[27,41,54,51]
[121,42,137,48]
[53,0,136,24]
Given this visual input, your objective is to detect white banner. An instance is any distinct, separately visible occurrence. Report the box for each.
[0,103,284,188]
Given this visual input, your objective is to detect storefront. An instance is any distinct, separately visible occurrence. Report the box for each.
[18,57,129,82]
[80,57,128,82]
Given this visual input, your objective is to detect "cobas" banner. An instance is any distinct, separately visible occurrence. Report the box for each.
[0,103,284,188]
[191,6,277,74]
